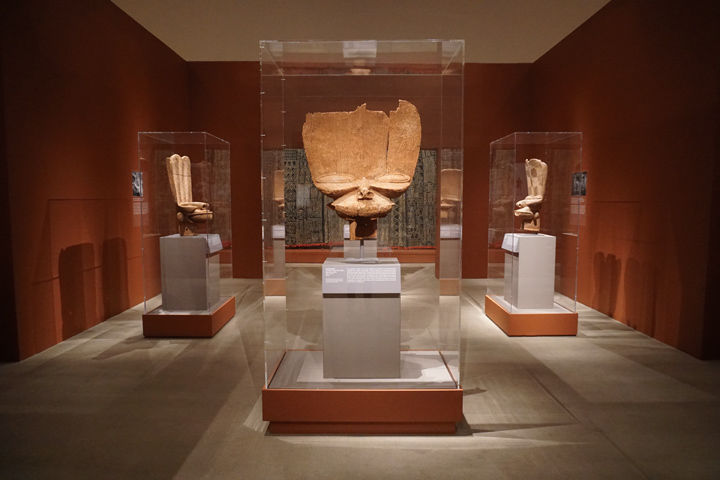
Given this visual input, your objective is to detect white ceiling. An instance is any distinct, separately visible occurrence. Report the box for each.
[111,0,611,63]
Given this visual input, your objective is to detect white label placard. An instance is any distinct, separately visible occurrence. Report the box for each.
[324,267,344,284]
[346,267,397,284]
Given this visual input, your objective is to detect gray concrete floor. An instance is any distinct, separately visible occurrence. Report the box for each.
[1,275,719,479]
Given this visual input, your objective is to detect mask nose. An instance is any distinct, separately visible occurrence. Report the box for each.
[357,178,373,199]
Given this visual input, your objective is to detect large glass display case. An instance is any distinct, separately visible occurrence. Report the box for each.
[260,40,464,434]
[486,132,583,335]
[138,132,235,337]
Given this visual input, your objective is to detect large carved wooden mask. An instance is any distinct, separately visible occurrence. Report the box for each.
[301,100,421,220]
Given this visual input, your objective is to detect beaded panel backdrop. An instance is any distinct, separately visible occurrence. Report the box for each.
[283,149,436,248]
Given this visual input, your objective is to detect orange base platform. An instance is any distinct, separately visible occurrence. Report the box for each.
[263,278,286,296]
[262,387,463,434]
[439,278,460,296]
[484,295,578,336]
[142,296,236,337]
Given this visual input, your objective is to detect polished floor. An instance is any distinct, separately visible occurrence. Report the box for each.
[1,274,719,479]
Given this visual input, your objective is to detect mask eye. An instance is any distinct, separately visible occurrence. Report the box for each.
[314,174,359,197]
[316,174,355,183]
[375,173,412,183]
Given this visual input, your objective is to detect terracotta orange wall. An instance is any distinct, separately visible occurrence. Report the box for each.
[530,0,720,357]
[0,0,190,360]
[462,64,532,277]
[188,62,263,278]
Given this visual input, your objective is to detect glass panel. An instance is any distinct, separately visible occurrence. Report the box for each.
[488,132,583,314]
[261,40,464,390]
[138,132,232,315]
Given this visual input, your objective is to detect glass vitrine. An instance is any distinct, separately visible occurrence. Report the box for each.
[486,132,583,335]
[138,132,235,336]
[260,40,464,433]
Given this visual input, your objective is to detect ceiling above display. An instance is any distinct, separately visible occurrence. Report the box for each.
[110,0,611,63]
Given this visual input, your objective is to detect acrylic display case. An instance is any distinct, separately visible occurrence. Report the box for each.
[138,132,235,337]
[486,132,583,335]
[260,40,464,434]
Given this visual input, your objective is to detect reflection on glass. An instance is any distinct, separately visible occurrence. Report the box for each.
[260,40,464,391]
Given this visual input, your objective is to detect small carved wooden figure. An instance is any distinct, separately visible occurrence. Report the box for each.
[302,100,421,238]
[440,168,462,223]
[514,158,547,232]
[166,154,213,236]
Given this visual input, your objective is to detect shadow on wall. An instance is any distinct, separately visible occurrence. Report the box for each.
[102,237,129,318]
[59,243,97,339]
[624,257,656,336]
[45,200,136,343]
[58,238,131,339]
[593,252,621,317]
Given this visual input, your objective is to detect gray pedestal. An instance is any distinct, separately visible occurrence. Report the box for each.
[160,234,221,311]
[343,239,377,259]
[439,224,461,279]
[322,258,401,378]
[272,225,286,277]
[502,233,556,309]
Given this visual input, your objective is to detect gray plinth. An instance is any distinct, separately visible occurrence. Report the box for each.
[343,239,377,259]
[439,224,461,279]
[160,234,221,311]
[322,258,401,378]
[502,233,556,309]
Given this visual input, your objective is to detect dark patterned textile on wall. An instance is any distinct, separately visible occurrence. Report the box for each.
[284,149,436,248]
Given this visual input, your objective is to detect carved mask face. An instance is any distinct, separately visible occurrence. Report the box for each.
[301,100,421,221]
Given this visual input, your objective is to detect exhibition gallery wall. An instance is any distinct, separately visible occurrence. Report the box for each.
[1,0,718,361]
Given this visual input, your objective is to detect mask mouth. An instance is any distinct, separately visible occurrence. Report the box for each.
[330,189,394,219]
